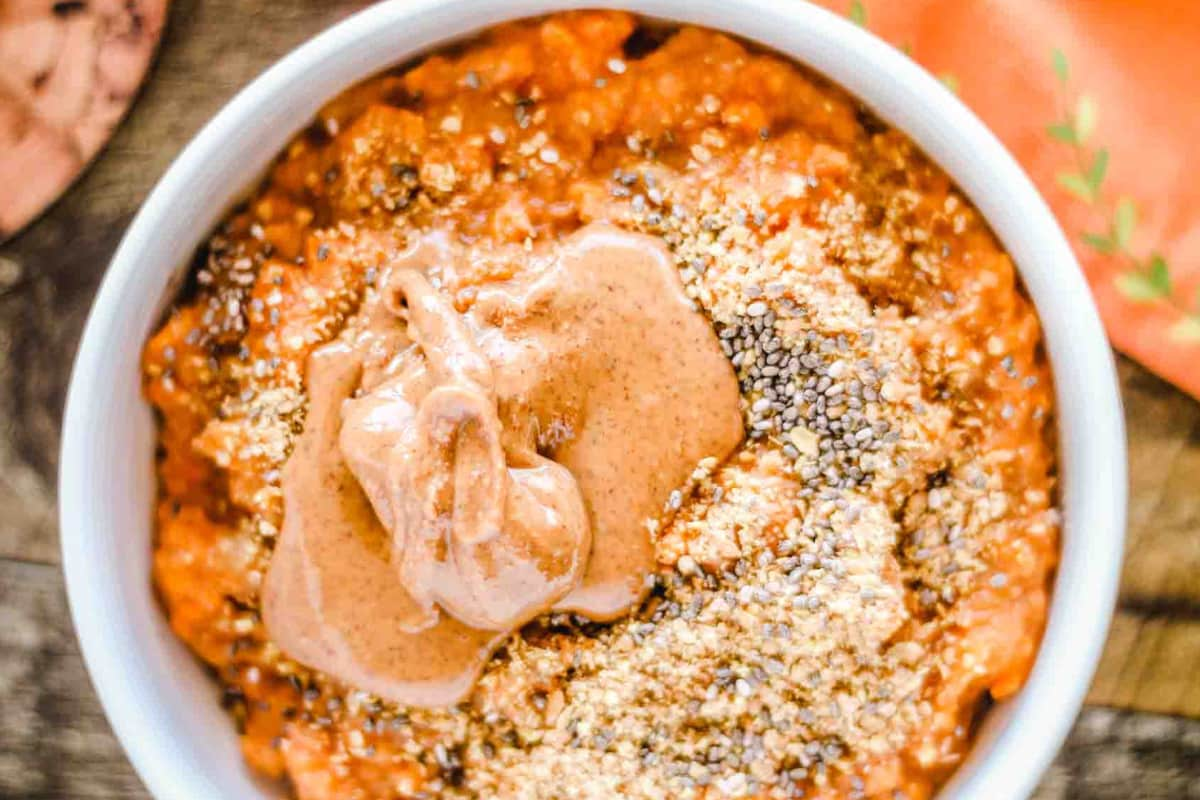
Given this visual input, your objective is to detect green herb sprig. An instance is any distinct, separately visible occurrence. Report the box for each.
[1047,49,1199,341]
[848,0,867,27]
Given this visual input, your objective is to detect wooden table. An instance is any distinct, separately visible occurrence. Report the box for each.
[1,2,1196,797]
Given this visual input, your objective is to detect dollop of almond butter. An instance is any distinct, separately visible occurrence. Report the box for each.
[263,223,743,706]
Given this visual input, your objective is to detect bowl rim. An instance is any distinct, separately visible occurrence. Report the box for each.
[59,1,1127,799]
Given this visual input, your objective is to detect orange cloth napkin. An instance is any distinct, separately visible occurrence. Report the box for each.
[816,0,1200,398]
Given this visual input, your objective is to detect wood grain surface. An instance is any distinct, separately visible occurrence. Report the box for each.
[0,1,1196,797]
[1089,360,1200,718]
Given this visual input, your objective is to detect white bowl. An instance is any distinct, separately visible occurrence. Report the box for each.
[59,1,1127,798]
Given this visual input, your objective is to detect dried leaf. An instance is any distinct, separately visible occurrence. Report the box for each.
[1075,95,1097,143]
[1148,254,1171,294]
[1057,171,1094,203]
[849,0,867,27]
[1052,48,1070,84]
[1081,232,1115,254]
[1168,317,1200,343]
[1114,197,1137,249]
[1046,122,1077,144]
[1114,272,1169,302]
[1087,149,1109,195]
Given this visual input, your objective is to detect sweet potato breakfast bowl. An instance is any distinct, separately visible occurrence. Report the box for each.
[58,1,1126,799]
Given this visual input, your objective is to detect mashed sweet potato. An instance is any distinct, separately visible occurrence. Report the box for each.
[144,12,1058,799]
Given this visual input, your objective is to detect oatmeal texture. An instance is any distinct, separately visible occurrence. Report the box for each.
[143,12,1059,800]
